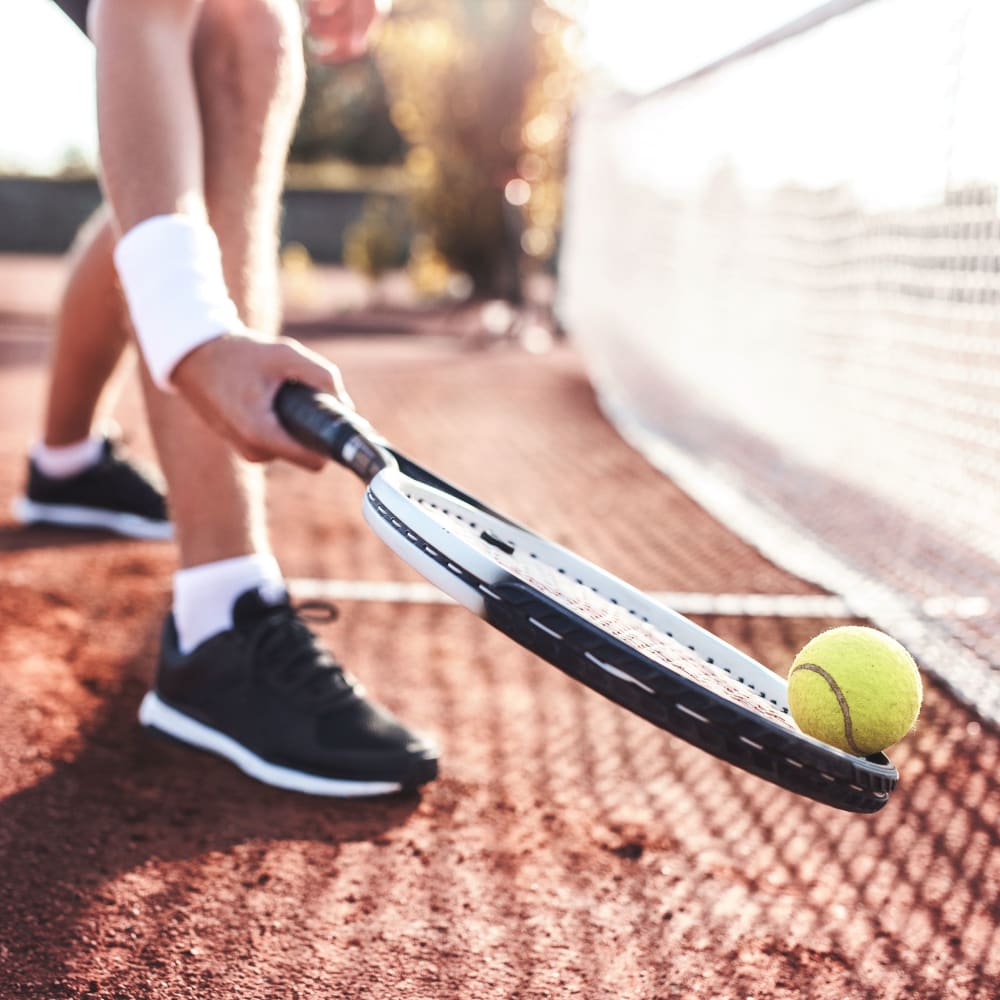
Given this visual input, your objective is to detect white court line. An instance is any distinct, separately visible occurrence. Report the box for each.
[289,578,854,617]
[289,578,992,620]
[292,578,453,605]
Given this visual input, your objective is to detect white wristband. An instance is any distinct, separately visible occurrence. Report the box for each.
[114,214,241,391]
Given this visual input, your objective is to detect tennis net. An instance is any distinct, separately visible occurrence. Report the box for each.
[559,0,1000,723]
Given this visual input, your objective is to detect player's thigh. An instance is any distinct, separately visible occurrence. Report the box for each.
[194,0,306,119]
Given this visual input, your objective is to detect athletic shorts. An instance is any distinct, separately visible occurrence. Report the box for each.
[50,0,90,36]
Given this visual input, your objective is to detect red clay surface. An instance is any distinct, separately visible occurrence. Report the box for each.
[1,256,998,999]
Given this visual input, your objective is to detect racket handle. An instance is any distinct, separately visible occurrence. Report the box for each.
[274,381,387,482]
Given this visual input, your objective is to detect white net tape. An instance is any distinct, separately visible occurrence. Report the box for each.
[559,0,1000,724]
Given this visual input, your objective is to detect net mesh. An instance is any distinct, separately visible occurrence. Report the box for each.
[558,0,1000,724]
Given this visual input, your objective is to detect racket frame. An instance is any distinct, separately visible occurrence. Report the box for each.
[274,382,899,813]
[364,465,897,813]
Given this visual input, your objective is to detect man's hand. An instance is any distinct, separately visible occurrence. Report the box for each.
[303,0,391,63]
[170,332,352,471]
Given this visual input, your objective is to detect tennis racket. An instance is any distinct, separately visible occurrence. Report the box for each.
[275,382,898,813]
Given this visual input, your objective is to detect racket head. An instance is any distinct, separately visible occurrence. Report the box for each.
[364,463,898,814]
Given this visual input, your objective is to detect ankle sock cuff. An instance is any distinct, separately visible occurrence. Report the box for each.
[31,434,106,479]
[173,553,284,654]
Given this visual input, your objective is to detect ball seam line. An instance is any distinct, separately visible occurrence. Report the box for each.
[791,661,862,756]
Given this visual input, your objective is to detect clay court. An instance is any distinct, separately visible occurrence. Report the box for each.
[0,255,997,999]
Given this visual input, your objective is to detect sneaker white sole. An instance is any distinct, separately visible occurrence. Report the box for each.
[12,497,173,541]
[138,691,405,798]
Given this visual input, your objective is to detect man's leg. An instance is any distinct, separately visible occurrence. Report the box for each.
[14,205,171,539]
[136,0,438,795]
[42,206,130,447]
[138,0,301,575]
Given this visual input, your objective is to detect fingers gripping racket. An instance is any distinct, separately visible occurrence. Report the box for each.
[275,383,897,813]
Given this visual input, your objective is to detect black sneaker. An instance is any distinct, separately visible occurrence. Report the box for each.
[138,586,439,796]
[13,436,172,540]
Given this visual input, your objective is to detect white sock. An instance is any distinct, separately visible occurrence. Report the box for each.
[31,434,105,479]
[172,553,285,654]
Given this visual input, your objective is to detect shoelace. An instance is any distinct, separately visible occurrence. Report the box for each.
[247,599,356,704]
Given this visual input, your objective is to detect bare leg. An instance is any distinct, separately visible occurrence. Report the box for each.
[43,206,131,446]
[139,0,306,569]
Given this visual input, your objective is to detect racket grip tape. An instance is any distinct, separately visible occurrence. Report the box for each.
[274,381,386,481]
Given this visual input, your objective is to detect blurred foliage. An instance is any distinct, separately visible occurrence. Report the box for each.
[291,57,405,166]
[291,1,579,299]
[342,195,412,278]
[374,0,580,298]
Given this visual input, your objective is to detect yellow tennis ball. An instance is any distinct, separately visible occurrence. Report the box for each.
[787,626,922,756]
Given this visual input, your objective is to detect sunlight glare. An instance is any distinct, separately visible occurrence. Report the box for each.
[0,1,97,174]
[577,0,822,94]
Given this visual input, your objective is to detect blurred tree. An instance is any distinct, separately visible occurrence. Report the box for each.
[342,195,412,279]
[375,0,579,298]
[291,57,405,166]
[289,2,578,298]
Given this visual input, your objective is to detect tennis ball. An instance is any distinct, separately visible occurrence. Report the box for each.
[787,626,922,756]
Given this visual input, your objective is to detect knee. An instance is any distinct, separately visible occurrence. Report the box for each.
[194,0,305,122]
